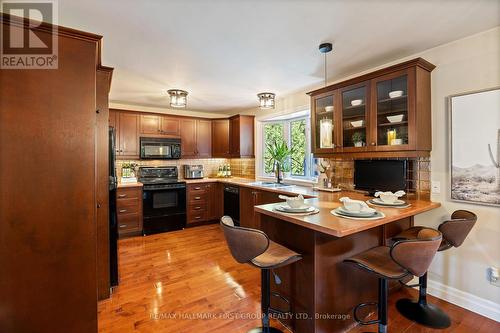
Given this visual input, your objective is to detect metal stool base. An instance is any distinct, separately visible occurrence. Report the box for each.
[396,298,451,329]
[247,327,284,333]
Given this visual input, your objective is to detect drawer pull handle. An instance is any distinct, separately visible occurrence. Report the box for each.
[119,209,127,213]
[194,206,201,210]
[195,216,201,220]
[119,224,127,228]
[118,194,127,198]
[194,187,201,190]
[194,196,201,200]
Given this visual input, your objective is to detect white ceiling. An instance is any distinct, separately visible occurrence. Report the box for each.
[57,0,500,113]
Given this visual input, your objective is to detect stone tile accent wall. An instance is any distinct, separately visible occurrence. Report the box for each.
[324,157,431,200]
[116,158,256,179]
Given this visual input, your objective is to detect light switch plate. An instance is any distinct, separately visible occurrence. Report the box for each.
[431,181,441,194]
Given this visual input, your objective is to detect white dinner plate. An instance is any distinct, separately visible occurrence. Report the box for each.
[336,207,377,217]
[371,198,406,206]
[275,205,315,213]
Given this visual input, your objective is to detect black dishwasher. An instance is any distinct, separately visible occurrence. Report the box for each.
[223,185,240,226]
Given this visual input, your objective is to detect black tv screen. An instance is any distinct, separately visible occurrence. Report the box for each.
[354,160,407,193]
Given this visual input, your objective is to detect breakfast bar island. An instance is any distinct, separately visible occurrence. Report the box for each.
[254,192,440,333]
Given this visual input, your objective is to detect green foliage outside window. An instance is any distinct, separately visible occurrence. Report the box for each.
[291,119,306,175]
[264,123,284,173]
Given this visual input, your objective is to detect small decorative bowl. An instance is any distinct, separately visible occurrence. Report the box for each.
[351,99,363,106]
[386,114,404,123]
[389,90,403,98]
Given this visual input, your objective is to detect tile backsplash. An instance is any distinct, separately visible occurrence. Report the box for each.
[323,157,431,200]
[116,158,256,179]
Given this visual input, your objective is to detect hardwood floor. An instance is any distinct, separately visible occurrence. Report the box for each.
[98,224,499,333]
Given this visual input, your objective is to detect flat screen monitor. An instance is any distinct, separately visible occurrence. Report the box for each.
[354,160,407,194]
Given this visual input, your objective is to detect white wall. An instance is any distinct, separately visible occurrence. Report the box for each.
[244,27,500,319]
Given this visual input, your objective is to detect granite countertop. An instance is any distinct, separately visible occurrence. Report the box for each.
[254,192,440,238]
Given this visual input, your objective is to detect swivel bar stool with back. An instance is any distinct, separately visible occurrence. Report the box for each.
[220,216,302,333]
[344,227,442,333]
[393,209,477,329]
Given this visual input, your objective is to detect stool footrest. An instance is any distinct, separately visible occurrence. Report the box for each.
[268,292,291,316]
[353,302,380,325]
[399,279,421,288]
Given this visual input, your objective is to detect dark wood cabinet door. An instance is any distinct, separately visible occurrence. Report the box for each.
[161,116,180,136]
[230,116,240,156]
[196,119,212,158]
[180,118,197,157]
[239,115,255,157]
[239,187,256,228]
[118,113,139,158]
[140,114,161,135]
[212,119,230,157]
[206,183,222,220]
[109,109,117,128]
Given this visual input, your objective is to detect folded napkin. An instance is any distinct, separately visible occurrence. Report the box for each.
[374,190,405,198]
[339,197,370,208]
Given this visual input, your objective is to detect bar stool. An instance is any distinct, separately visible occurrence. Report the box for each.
[344,228,442,333]
[393,210,477,328]
[220,216,302,333]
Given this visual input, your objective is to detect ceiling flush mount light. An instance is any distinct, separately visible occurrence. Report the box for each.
[167,89,188,108]
[257,92,275,109]
[319,42,333,86]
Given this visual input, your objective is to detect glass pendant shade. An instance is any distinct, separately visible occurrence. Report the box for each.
[167,89,188,108]
[257,92,275,109]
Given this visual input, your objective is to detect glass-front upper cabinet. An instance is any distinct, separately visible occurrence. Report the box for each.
[312,92,336,152]
[340,83,369,150]
[373,71,410,149]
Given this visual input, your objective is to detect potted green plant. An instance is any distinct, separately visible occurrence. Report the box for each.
[352,132,365,147]
[265,139,294,183]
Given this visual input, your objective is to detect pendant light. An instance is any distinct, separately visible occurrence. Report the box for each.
[167,89,188,108]
[319,42,333,86]
[257,92,275,109]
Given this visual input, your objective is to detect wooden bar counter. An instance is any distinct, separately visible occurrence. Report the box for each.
[254,192,440,333]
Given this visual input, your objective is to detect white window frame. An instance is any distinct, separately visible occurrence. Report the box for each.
[259,111,316,182]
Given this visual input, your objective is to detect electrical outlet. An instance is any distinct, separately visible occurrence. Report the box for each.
[488,267,500,287]
[431,181,441,194]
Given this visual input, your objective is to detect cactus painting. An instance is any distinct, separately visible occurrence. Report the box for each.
[450,88,500,206]
[488,129,500,192]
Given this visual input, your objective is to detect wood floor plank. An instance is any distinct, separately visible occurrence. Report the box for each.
[98,224,499,333]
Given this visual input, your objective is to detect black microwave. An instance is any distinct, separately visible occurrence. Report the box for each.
[140,137,181,159]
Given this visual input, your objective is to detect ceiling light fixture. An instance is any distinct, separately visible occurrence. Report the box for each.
[319,42,333,86]
[167,89,188,108]
[257,92,275,109]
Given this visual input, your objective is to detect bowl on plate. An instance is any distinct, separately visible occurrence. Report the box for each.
[325,105,334,112]
[278,194,305,208]
[374,191,405,204]
[339,197,374,213]
[389,90,404,98]
[350,120,364,128]
[350,99,363,106]
[386,114,404,123]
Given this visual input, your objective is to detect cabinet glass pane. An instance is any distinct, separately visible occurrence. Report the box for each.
[376,75,408,146]
[342,86,367,148]
[314,95,335,149]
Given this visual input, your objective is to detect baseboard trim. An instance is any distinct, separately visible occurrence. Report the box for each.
[421,278,500,322]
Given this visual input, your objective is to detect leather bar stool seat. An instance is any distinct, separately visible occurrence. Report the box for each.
[393,210,477,329]
[220,216,302,333]
[344,228,442,333]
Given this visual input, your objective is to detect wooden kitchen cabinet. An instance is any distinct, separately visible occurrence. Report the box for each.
[230,115,255,158]
[308,58,435,158]
[181,119,212,158]
[187,182,221,225]
[117,186,143,238]
[196,119,212,158]
[212,119,230,157]
[140,114,180,136]
[180,118,197,158]
[116,111,140,158]
[239,187,281,229]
